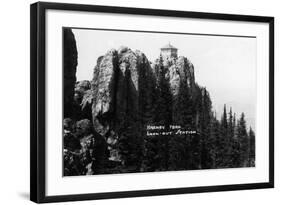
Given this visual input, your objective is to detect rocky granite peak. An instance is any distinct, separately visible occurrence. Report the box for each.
[91,47,156,137]
[152,55,195,96]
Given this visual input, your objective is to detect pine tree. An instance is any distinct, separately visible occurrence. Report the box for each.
[142,136,158,172]
[230,112,241,167]
[143,56,173,171]
[233,113,237,136]
[154,58,173,126]
[209,115,221,168]
[221,105,228,132]
[187,85,203,169]
[173,80,193,126]
[199,88,212,169]
[168,134,190,170]
[248,127,256,166]
[216,104,228,168]
[229,108,234,138]
[117,114,143,171]
[236,113,249,167]
[227,110,237,167]
[116,70,143,171]
[227,108,235,167]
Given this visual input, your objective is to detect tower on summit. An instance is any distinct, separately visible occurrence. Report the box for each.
[160,42,178,59]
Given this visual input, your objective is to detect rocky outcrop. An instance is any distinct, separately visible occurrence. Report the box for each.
[63,118,108,175]
[75,80,91,92]
[89,47,157,167]
[73,80,93,120]
[152,56,195,96]
[91,47,156,136]
[75,119,93,138]
[63,28,78,118]
[91,49,119,135]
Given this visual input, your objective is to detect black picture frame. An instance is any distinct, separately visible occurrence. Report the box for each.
[30,2,274,203]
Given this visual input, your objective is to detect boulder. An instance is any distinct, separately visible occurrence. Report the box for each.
[63,118,75,132]
[75,119,93,138]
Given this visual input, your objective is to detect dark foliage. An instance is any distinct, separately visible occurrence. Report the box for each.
[63,29,78,118]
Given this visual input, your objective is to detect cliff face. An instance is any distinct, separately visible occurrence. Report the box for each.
[91,49,119,136]
[63,28,78,118]
[91,47,156,137]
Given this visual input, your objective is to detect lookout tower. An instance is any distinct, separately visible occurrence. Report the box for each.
[160,42,178,59]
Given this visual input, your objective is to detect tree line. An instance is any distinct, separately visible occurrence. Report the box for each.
[63,55,255,175]
[118,56,256,172]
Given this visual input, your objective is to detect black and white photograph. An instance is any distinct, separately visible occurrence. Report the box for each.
[63,28,256,176]
[28,2,274,203]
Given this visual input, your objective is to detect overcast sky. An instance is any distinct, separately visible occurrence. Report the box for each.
[72,28,256,129]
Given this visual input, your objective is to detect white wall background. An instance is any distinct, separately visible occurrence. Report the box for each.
[0,0,279,204]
